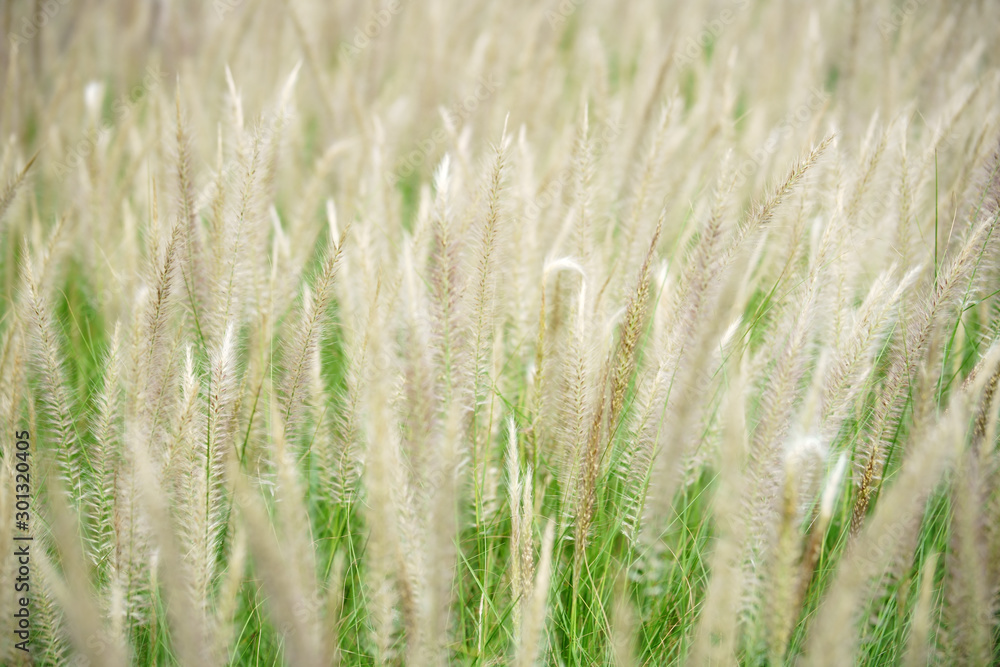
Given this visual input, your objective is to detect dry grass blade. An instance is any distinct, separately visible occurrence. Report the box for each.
[0,151,37,226]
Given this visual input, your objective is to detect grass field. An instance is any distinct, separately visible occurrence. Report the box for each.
[1,0,1000,664]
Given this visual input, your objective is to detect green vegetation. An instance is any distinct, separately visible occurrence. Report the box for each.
[1,1,999,665]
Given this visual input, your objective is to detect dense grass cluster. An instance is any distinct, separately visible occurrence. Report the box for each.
[1,0,1000,664]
